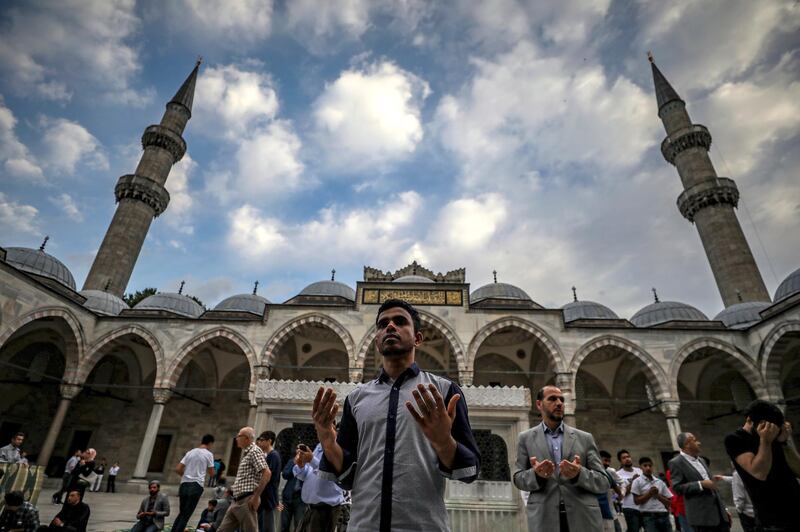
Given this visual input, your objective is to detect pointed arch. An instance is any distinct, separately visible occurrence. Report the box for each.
[670,337,766,399]
[355,310,467,374]
[80,325,165,383]
[467,316,565,373]
[760,320,800,399]
[164,327,257,388]
[262,314,356,370]
[0,306,85,382]
[570,335,670,400]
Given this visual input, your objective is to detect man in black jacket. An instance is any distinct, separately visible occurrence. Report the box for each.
[668,432,729,531]
[39,489,91,532]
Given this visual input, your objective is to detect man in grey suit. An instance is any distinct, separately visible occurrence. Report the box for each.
[668,432,730,532]
[513,385,607,532]
[131,480,171,532]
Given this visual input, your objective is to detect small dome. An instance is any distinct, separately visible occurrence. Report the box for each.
[298,281,356,301]
[394,275,434,283]
[471,282,531,304]
[713,301,770,329]
[5,247,76,290]
[562,300,619,322]
[80,290,128,316]
[214,293,270,315]
[631,301,708,327]
[135,293,204,318]
[775,267,800,302]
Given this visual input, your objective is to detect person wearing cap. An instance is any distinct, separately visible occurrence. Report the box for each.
[131,480,170,532]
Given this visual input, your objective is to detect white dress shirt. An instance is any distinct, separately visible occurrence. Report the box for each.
[680,451,709,492]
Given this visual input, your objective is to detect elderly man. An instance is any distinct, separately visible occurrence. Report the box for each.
[131,480,170,532]
[668,432,730,532]
[217,427,270,532]
[0,432,24,463]
[513,385,608,532]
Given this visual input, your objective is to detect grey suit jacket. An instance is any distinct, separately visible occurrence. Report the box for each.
[137,492,170,530]
[513,423,606,532]
[668,454,728,527]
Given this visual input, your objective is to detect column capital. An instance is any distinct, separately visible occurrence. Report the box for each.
[254,364,272,380]
[660,399,681,418]
[152,388,172,404]
[59,383,82,400]
[348,368,364,383]
[459,370,474,387]
[554,372,574,390]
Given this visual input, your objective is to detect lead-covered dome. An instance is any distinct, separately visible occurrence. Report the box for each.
[298,281,356,301]
[214,293,270,315]
[135,292,204,318]
[470,282,531,304]
[775,267,800,302]
[5,247,76,290]
[394,275,434,283]
[80,290,128,316]
[631,301,708,327]
[713,301,770,329]
[562,300,619,322]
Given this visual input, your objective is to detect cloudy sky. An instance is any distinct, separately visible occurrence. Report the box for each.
[1,0,798,318]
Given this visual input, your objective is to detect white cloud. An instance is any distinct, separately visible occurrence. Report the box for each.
[40,117,108,175]
[434,41,658,188]
[636,1,798,91]
[155,0,273,48]
[234,121,304,196]
[313,60,429,171]
[431,194,508,251]
[162,154,198,235]
[194,64,279,140]
[0,99,44,181]
[0,193,39,236]
[48,193,83,222]
[0,0,149,105]
[227,191,422,264]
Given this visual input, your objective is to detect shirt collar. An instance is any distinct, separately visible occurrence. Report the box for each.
[541,421,564,435]
[680,451,699,462]
[377,362,420,384]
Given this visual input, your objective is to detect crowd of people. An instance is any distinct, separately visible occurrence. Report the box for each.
[2,299,799,532]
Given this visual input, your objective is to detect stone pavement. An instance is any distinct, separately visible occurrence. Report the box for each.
[39,489,209,532]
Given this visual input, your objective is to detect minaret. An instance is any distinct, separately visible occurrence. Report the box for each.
[83,60,200,297]
[649,54,770,307]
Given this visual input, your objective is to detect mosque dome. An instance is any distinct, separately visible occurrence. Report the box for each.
[631,300,708,327]
[562,300,619,322]
[713,301,770,329]
[134,292,204,318]
[80,290,128,316]
[298,281,356,301]
[394,275,434,283]
[470,282,532,304]
[774,266,800,302]
[5,247,76,290]
[214,293,270,315]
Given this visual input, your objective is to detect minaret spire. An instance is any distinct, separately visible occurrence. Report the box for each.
[649,55,769,307]
[83,61,200,297]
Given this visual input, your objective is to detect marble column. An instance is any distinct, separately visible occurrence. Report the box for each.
[132,388,171,479]
[39,383,82,468]
[555,372,576,427]
[661,400,682,450]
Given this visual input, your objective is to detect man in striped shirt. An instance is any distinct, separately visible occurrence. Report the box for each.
[315,299,480,532]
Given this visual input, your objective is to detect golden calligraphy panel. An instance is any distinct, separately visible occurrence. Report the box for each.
[361,288,464,306]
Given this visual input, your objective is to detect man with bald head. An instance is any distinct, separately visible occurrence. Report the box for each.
[514,385,608,532]
[218,427,270,532]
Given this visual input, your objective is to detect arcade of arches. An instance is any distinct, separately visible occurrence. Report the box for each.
[1,309,798,486]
